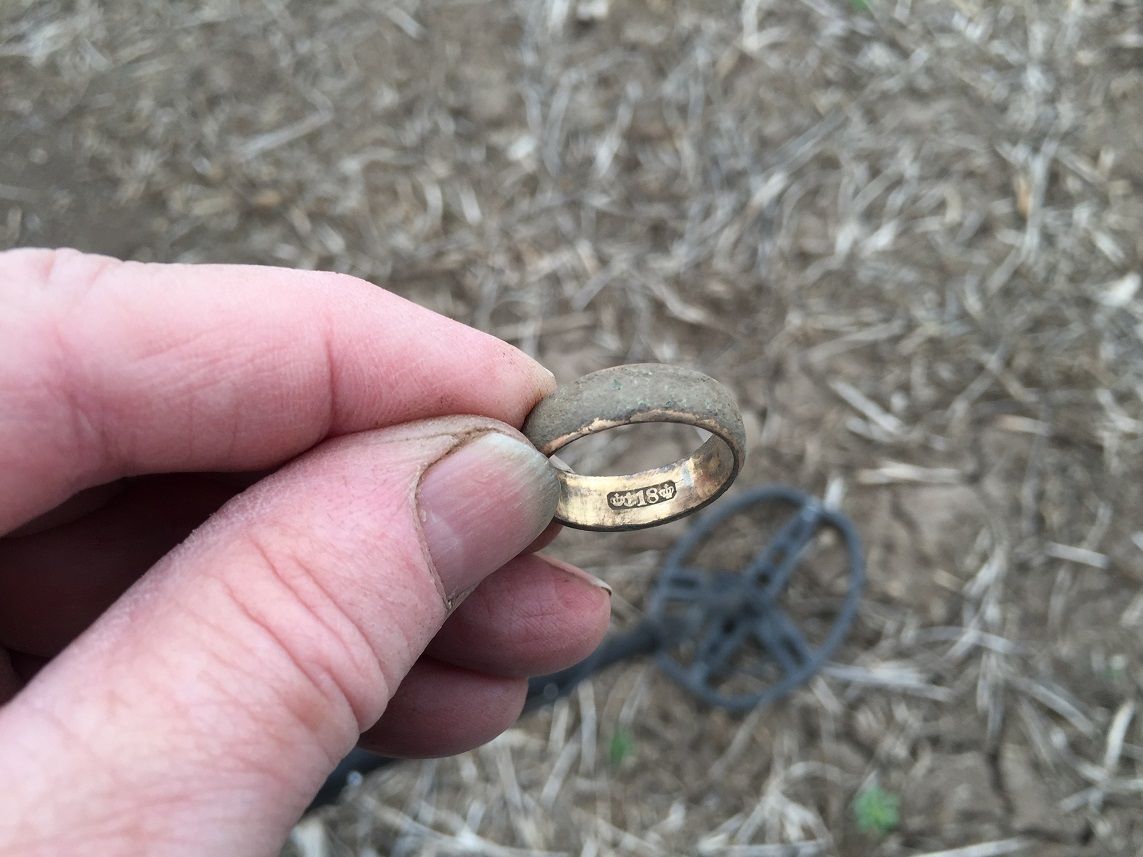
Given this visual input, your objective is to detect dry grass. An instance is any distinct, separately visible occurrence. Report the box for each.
[3,0,1143,854]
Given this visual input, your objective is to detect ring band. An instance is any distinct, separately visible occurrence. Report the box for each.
[522,364,746,531]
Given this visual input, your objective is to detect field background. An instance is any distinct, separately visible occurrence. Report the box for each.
[3,1,1142,854]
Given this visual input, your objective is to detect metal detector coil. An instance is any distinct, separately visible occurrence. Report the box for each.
[647,485,864,711]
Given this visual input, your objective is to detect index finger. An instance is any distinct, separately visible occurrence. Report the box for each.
[0,248,555,532]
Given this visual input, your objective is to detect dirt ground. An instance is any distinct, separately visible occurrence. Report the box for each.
[3,0,1143,854]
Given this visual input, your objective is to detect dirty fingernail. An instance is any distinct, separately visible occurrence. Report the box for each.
[542,555,613,595]
[419,432,559,601]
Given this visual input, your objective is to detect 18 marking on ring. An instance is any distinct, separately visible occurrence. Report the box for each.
[607,481,677,510]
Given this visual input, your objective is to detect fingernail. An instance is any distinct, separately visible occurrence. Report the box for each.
[542,556,613,596]
[419,433,559,601]
[534,362,556,386]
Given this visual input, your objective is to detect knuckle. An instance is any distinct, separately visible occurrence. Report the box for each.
[219,528,396,739]
[0,250,124,493]
[8,246,123,294]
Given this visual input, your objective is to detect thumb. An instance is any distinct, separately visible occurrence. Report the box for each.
[0,417,558,857]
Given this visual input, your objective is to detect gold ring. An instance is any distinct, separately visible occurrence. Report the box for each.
[522,364,746,531]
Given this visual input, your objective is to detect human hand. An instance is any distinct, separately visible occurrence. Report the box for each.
[0,249,612,856]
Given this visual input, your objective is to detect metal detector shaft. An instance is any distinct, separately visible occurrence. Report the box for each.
[308,622,665,812]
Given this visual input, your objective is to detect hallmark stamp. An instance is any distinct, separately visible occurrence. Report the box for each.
[607,481,677,510]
